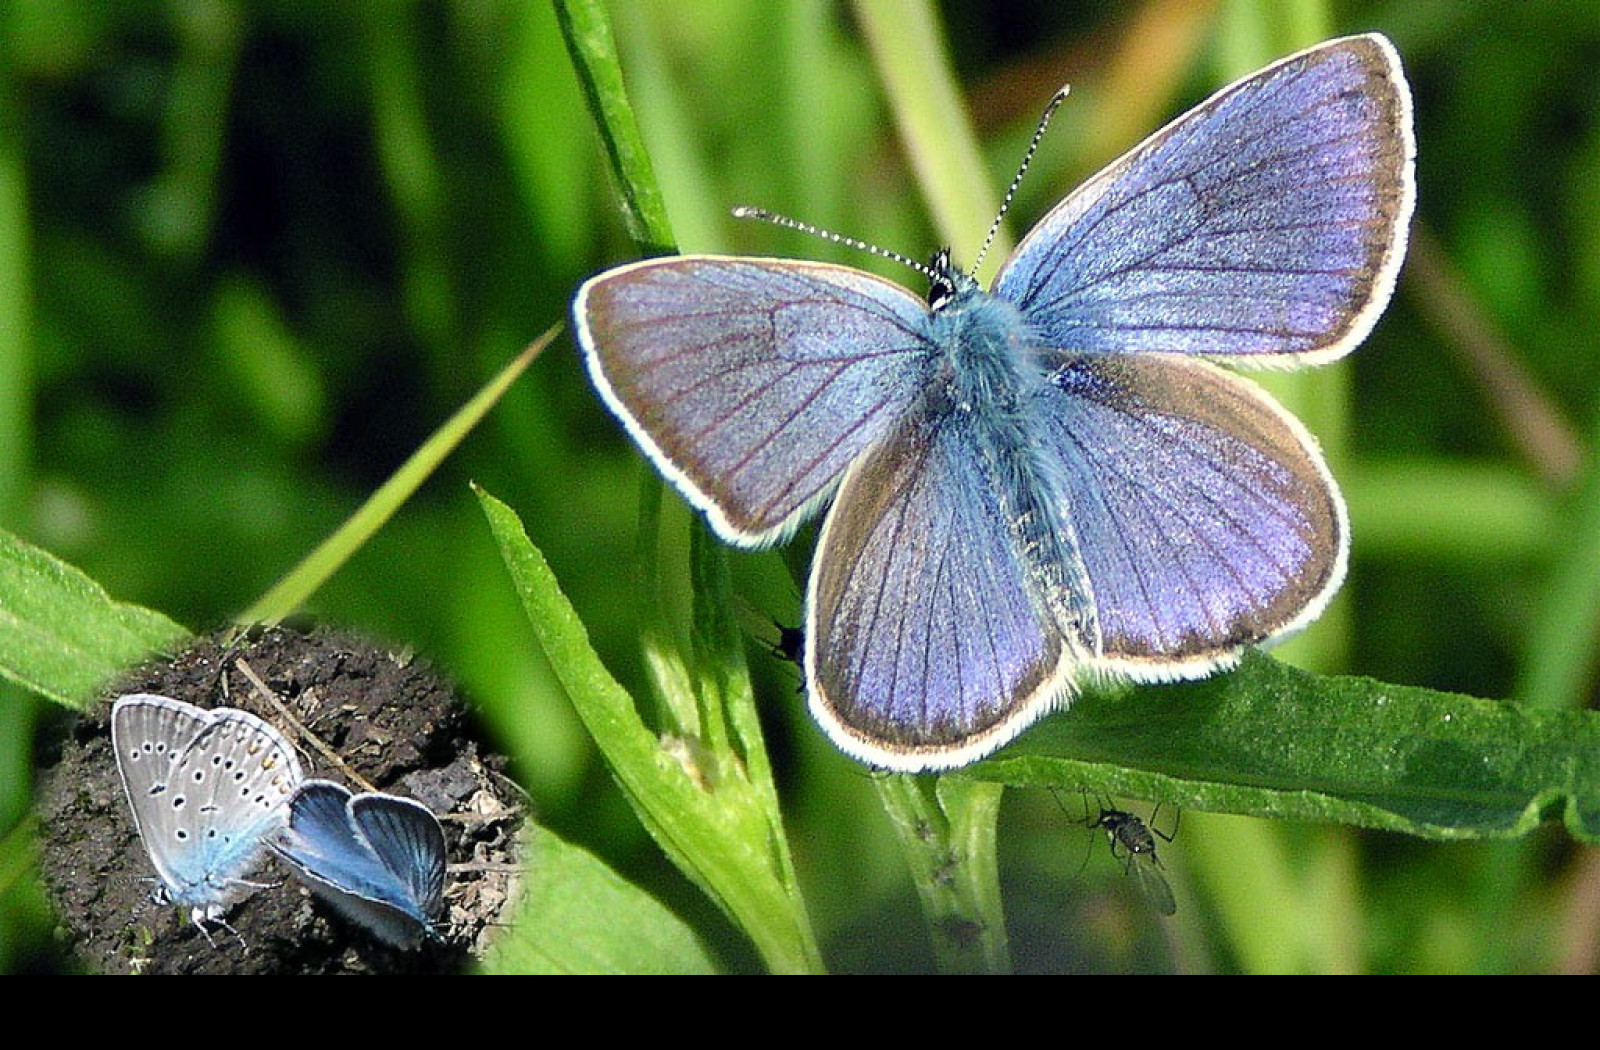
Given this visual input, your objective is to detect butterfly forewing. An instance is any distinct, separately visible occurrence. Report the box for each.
[275,781,407,909]
[112,695,208,832]
[576,256,938,545]
[273,779,356,865]
[995,33,1414,363]
[1035,355,1345,675]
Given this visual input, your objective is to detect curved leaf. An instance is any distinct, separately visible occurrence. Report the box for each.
[0,528,189,709]
[972,650,1599,843]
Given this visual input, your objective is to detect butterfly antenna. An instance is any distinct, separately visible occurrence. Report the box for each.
[732,206,938,283]
[971,85,1071,277]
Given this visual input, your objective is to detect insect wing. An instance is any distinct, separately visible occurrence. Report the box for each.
[805,402,1078,770]
[1033,354,1346,675]
[348,791,448,928]
[575,256,937,545]
[111,694,302,918]
[994,34,1414,364]
[274,780,442,949]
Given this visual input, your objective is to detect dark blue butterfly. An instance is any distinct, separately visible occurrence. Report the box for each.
[272,779,448,950]
[574,35,1415,771]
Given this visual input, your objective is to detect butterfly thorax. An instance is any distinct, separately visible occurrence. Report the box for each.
[926,272,1047,417]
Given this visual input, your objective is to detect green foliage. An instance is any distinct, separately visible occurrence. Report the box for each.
[481,823,719,974]
[478,485,821,973]
[0,529,188,709]
[978,650,1600,843]
[4,0,1600,972]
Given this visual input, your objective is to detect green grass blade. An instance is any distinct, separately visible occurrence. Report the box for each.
[850,0,1002,269]
[240,328,557,626]
[554,0,675,252]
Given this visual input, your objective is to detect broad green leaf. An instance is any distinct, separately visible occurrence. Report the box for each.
[0,528,189,709]
[475,484,822,973]
[972,649,1598,843]
[479,823,719,974]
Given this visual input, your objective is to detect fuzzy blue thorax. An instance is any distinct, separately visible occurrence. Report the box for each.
[925,262,1049,416]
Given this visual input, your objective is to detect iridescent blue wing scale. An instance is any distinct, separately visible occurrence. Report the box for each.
[1032,355,1345,676]
[805,399,1079,767]
[576,257,938,546]
[994,34,1414,364]
[272,780,445,950]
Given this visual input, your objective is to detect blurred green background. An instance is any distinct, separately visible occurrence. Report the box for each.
[4,0,1600,972]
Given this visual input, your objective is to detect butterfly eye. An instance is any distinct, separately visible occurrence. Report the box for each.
[924,249,957,310]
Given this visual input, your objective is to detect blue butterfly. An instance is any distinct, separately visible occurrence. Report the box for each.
[272,779,448,950]
[573,35,1415,772]
[111,694,304,932]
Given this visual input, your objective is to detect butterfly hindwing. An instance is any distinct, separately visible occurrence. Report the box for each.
[806,398,1080,767]
[1033,354,1346,676]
